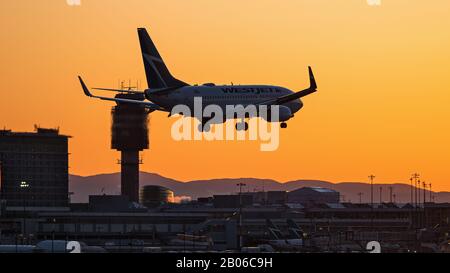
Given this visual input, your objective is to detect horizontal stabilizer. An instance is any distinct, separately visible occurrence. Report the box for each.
[78,76,167,112]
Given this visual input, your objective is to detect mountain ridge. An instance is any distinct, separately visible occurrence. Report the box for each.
[68,172,450,204]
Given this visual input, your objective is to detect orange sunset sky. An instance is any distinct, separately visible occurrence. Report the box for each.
[1,0,450,190]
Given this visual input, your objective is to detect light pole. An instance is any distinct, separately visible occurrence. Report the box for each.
[410,173,420,232]
[20,181,30,244]
[413,174,420,206]
[52,218,56,253]
[422,181,427,228]
[429,183,432,203]
[417,179,421,205]
[369,175,375,207]
[410,173,420,251]
[237,183,246,251]
[422,181,427,204]
[411,173,420,207]
[368,175,375,230]
[409,177,413,205]
[389,186,394,204]
[379,187,383,204]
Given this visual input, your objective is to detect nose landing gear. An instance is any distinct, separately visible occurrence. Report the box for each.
[280,122,288,129]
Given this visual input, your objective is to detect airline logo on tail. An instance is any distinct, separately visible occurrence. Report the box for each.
[138,28,187,89]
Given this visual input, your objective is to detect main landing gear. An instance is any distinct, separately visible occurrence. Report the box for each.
[280,122,288,129]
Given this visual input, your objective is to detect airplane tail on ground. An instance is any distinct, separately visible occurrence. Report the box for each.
[287,219,304,240]
[266,219,284,240]
[137,28,188,89]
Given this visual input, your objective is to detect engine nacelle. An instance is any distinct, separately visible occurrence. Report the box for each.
[261,105,293,122]
[278,105,293,122]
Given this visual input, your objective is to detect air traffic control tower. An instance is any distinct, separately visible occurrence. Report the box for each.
[111,93,150,203]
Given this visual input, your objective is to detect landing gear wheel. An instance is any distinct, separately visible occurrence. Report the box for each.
[281,122,288,129]
[236,122,249,131]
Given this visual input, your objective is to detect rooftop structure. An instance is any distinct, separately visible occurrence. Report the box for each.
[287,187,340,204]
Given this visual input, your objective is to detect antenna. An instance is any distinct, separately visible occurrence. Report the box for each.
[119,79,139,91]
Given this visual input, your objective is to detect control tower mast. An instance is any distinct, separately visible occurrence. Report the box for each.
[111,91,149,203]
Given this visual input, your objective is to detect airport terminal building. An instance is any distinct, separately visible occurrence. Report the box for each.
[0,127,450,252]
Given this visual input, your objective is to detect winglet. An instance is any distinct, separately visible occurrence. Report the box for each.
[308,66,317,90]
[78,76,93,97]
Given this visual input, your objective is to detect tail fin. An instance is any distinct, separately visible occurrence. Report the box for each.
[137,28,188,89]
[287,219,304,239]
[266,219,283,240]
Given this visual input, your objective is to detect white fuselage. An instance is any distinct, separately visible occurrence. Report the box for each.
[146,84,303,122]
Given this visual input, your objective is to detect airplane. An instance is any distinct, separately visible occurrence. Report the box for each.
[265,219,303,250]
[78,28,318,132]
[287,218,305,240]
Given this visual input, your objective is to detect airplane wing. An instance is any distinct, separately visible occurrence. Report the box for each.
[258,66,317,106]
[78,76,167,112]
[92,86,182,96]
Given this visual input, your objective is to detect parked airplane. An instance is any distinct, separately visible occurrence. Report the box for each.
[287,219,305,240]
[265,219,303,250]
[79,28,318,131]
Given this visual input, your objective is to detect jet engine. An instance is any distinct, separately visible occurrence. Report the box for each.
[260,105,293,122]
[278,105,293,122]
